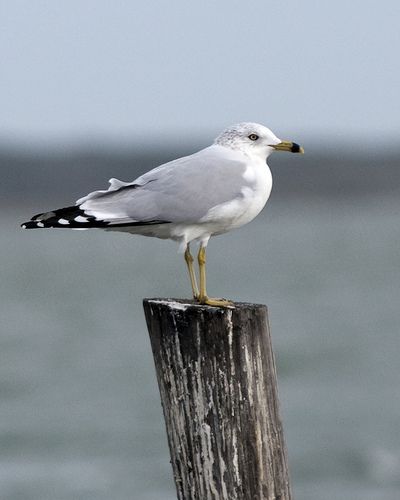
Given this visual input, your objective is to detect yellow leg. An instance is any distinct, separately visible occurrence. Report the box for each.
[197,245,233,307]
[184,245,199,299]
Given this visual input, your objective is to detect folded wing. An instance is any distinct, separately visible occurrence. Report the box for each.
[22,145,248,229]
[78,145,248,225]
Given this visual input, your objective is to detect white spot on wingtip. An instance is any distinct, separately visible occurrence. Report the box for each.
[58,218,70,225]
[21,224,26,229]
[37,222,45,227]
[74,215,89,223]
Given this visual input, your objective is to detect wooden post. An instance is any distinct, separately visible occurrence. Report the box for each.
[143,299,292,500]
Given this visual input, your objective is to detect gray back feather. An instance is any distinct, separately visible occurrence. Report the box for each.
[78,145,249,224]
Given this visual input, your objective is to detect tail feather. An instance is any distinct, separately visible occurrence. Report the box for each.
[21,205,109,229]
[21,205,170,229]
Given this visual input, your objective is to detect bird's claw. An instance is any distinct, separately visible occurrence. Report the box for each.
[197,296,234,308]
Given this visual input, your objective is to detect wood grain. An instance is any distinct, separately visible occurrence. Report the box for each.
[143,299,292,500]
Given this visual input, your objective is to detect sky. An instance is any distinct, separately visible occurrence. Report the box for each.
[0,0,399,145]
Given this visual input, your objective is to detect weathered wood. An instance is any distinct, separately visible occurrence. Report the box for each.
[143,299,292,500]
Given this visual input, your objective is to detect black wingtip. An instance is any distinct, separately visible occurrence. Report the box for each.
[21,221,43,229]
[21,203,172,230]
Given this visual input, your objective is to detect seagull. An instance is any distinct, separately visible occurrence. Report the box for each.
[21,122,303,307]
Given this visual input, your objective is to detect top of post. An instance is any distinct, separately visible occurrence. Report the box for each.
[143,298,267,314]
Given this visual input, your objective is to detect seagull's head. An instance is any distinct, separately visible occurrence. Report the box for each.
[214,122,304,160]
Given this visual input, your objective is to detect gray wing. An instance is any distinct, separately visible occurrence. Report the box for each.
[77,145,249,224]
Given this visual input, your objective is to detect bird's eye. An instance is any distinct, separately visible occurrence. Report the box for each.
[248,134,259,141]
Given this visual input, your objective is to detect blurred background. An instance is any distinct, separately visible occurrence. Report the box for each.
[1,1,400,499]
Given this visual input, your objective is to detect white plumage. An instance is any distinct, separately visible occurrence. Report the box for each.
[22,122,303,306]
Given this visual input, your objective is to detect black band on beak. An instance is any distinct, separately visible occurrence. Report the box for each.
[291,143,301,153]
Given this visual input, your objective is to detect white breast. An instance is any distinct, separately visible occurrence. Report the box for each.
[232,163,272,228]
[199,160,273,235]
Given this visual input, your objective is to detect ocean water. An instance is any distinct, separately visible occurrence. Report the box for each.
[2,197,400,500]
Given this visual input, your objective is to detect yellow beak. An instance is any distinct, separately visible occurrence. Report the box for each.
[271,141,304,154]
